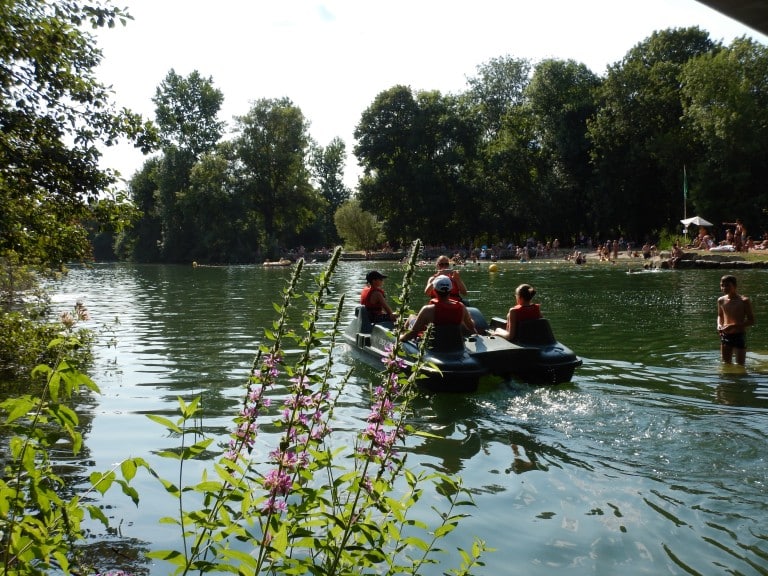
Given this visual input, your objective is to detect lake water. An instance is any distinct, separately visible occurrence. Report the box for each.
[48,258,768,575]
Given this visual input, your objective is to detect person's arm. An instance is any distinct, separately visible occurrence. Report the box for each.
[400,307,430,341]
[424,274,437,296]
[493,307,517,340]
[743,297,755,331]
[371,291,396,317]
[450,271,468,296]
[462,306,478,334]
[717,297,725,332]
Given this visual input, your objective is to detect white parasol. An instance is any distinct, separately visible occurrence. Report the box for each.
[680,216,713,227]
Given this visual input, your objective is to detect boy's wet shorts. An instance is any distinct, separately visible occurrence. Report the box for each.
[720,331,746,349]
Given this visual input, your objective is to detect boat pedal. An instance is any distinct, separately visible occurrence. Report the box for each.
[357,334,371,347]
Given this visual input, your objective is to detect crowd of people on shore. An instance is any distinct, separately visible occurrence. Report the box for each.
[687,219,768,252]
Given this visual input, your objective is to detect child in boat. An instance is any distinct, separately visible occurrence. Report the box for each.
[360,270,397,323]
[717,274,754,365]
[492,283,542,342]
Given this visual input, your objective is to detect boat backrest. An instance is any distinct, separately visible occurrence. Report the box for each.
[354,305,373,333]
[466,306,489,333]
[427,324,465,352]
[515,318,556,346]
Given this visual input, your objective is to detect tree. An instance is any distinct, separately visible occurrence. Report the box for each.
[334,199,383,250]
[310,137,351,245]
[525,59,600,240]
[178,146,261,263]
[232,98,322,258]
[0,0,154,266]
[123,70,225,262]
[354,86,421,244]
[153,69,225,157]
[115,158,163,261]
[354,86,480,246]
[465,55,532,137]
[588,27,718,240]
[462,56,537,243]
[681,37,768,232]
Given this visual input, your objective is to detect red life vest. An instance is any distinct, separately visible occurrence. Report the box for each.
[361,286,386,317]
[430,298,465,325]
[429,273,463,300]
[513,303,541,322]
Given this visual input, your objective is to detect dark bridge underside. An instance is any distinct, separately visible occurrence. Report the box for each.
[697,0,768,37]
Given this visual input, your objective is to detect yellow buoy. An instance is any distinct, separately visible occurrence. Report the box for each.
[489,263,498,273]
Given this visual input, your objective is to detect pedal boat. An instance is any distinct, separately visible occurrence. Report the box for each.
[344,305,582,393]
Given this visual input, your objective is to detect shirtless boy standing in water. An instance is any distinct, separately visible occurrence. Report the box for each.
[717,275,755,365]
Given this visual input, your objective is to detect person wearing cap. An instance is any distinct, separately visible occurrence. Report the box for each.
[360,270,397,323]
[400,275,477,342]
[424,255,468,302]
[492,283,542,341]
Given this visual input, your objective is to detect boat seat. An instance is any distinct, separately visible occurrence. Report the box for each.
[354,305,373,333]
[427,324,466,352]
[515,318,557,346]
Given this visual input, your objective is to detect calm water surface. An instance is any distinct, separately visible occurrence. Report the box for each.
[50,260,768,575]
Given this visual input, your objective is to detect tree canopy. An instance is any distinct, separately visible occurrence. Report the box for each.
[10,17,766,265]
[0,0,154,266]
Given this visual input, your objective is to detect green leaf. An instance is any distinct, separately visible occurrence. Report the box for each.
[146,413,183,433]
[120,458,137,481]
[90,470,115,495]
[2,396,36,424]
[87,504,110,528]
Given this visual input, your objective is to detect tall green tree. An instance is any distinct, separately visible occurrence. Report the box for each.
[0,0,153,266]
[525,58,600,241]
[354,85,421,244]
[334,199,383,250]
[124,69,224,262]
[681,37,768,233]
[354,86,479,246]
[181,148,255,262]
[153,69,226,157]
[588,27,719,240]
[115,158,162,261]
[463,56,537,244]
[466,55,531,138]
[232,97,322,258]
[310,137,350,246]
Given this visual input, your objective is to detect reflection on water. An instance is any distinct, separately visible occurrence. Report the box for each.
[45,261,768,575]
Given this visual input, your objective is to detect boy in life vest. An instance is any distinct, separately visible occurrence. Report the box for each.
[360,270,397,323]
[400,275,477,341]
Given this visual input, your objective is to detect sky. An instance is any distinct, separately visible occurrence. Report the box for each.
[94,0,768,188]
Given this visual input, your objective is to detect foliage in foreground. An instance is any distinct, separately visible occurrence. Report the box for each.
[0,0,155,268]
[0,241,490,575]
[0,254,94,383]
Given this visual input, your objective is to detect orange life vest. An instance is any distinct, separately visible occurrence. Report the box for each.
[430,297,465,325]
[361,286,386,317]
[513,303,541,322]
